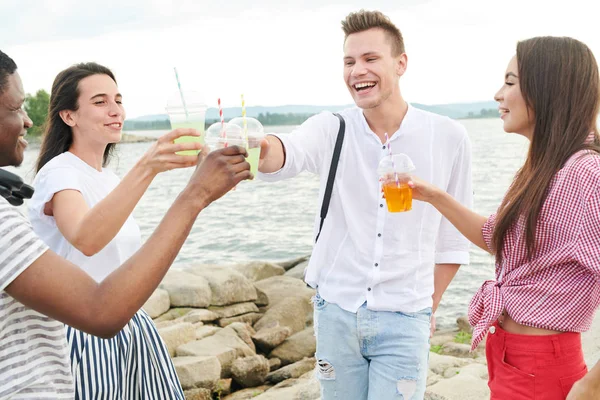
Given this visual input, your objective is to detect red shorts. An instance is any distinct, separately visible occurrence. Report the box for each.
[486,321,588,399]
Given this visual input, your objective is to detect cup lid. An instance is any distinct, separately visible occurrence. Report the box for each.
[377,153,415,174]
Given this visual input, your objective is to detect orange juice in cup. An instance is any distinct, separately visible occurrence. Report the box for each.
[377,154,415,213]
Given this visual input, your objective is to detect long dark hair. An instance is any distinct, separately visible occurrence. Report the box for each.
[36,62,118,172]
[492,36,600,261]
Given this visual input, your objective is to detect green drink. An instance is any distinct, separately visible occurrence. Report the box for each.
[171,121,205,156]
[166,91,207,156]
[247,146,261,175]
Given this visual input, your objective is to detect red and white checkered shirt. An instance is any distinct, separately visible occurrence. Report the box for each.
[469,149,600,350]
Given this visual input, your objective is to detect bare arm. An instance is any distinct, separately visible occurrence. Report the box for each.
[410,177,490,253]
[258,135,285,173]
[432,263,461,313]
[430,190,490,253]
[6,146,251,338]
[49,128,202,256]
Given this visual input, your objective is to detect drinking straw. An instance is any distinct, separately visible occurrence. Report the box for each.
[218,98,227,146]
[241,94,248,147]
[384,132,400,188]
[173,67,188,119]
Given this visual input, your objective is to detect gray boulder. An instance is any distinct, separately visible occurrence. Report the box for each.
[230,355,271,388]
[142,288,170,318]
[159,269,211,308]
[266,357,315,384]
[270,327,316,366]
[184,264,257,306]
[254,296,312,335]
[172,356,221,390]
[232,261,285,282]
[254,276,315,311]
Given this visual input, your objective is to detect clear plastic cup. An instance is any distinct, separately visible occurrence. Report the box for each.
[165,91,207,155]
[377,153,415,212]
[205,122,246,149]
[227,117,265,176]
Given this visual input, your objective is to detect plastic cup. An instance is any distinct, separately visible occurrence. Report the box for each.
[377,153,415,212]
[227,117,265,176]
[165,91,207,155]
[205,122,245,149]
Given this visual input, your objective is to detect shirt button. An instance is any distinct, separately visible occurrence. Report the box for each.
[489,326,496,334]
[380,204,383,208]
[382,145,386,150]
[368,287,372,291]
[374,263,378,267]
[377,233,382,237]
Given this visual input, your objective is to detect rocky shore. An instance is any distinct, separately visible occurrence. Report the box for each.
[143,256,600,400]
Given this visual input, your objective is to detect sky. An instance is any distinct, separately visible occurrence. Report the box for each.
[2,0,599,118]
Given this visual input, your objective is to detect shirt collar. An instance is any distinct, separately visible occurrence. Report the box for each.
[358,103,415,143]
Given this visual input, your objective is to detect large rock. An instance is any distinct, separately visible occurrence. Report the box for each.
[428,353,471,376]
[457,315,473,333]
[159,269,211,308]
[266,357,315,384]
[231,355,271,388]
[209,302,259,319]
[215,379,232,398]
[254,286,269,307]
[219,313,263,328]
[184,264,257,306]
[226,323,256,352]
[283,260,308,280]
[440,342,474,358]
[173,356,221,390]
[269,327,316,366]
[252,375,320,400]
[184,309,219,323]
[195,325,221,340]
[176,327,255,377]
[253,276,315,311]
[142,288,170,318]
[157,322,196,357]
[427,365,490,400]
[277,255,310,271]
[254,296,311,336]
[252,325,292,353]
[222,385,272,400]
[232,261,285,282]
[153,307,195,323]
[183,388,212,400]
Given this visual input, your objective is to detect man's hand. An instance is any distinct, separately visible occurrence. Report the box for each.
[430,314,437,338]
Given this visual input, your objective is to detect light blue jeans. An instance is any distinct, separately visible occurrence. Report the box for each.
[313,293,431,400]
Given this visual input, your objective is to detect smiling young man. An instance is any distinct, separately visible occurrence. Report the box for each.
[258,10,472,400]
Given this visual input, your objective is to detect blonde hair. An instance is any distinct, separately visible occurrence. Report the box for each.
[341,10,405,56]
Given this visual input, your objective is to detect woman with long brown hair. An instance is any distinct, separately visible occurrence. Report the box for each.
[409,36,600,399]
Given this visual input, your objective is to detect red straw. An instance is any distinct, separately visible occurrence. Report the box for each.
[218,98,227,147]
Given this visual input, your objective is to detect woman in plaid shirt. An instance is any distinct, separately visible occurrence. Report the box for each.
[410,36,600,399]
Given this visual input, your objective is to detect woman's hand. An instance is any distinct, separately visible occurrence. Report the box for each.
[138,128,204,176]
[407,175,443,203]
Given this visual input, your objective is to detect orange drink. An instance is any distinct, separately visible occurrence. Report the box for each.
[383,182,412,212]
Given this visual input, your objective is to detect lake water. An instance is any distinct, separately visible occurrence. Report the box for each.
[8,119,529,327]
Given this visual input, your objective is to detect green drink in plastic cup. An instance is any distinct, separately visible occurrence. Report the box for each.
[227,117,265,176]
[166,91,207,155]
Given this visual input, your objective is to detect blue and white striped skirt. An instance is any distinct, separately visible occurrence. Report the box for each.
[66,309,185,399]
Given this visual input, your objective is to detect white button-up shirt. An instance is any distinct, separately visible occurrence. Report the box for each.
[259,105,472,313]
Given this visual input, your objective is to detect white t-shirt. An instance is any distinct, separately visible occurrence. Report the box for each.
[258,105,473,313]
[0,197,74,398]
[29,152,142,282]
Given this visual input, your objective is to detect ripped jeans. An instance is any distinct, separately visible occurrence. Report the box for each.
[313,292,431,400]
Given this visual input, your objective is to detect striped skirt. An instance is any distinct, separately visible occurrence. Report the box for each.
[66,309,184,399]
